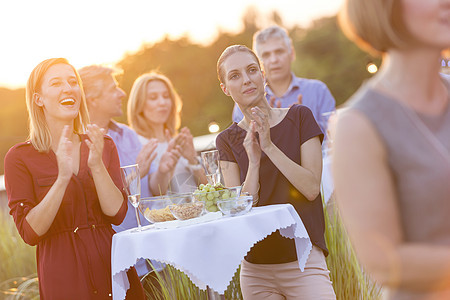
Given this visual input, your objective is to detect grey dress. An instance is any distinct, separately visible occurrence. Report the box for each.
[347,76,450,299]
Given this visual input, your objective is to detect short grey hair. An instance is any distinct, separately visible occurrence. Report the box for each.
[253,25,293,56]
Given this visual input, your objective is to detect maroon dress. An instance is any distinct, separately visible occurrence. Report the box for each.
[4,135,145,300]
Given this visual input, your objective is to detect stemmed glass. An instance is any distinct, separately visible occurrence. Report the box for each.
[120,164,142,232]
[201,150,221,186]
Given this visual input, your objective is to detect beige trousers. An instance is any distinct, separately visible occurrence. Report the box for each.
[240,246,336,300]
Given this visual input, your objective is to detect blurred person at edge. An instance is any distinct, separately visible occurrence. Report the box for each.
[127,72,207,196]
[78,65,158,277]
[4,58,145,299]
[232,25,336,144]
[333,0,450,299]
[216,45,336,299]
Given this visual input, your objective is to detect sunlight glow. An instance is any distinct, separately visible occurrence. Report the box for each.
[208,122,220,133]
[0,0,343,88]
[366,63,378,74]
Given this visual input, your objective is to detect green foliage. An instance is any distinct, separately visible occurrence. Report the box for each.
[292,16,380,107]
[0,210,37,299]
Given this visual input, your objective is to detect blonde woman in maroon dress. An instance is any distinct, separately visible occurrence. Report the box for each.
[4,58,145,299]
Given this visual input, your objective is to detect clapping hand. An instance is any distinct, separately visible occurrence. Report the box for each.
[85,124,105,171]
[269,94,303,108]
[56,125,74,182]
[175,127,198,164]
[136,138,158,178]
[295,94,302,106]
[269,96,281,108]
[158,129,181,174]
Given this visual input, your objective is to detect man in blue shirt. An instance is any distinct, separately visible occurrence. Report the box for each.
[78,65,157,232]
[232,25,336,141]
[79,66,161,278]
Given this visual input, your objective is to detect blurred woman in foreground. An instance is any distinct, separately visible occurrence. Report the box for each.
[334,0,450,299]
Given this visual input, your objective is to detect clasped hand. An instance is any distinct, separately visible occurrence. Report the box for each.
[243,106,272,163]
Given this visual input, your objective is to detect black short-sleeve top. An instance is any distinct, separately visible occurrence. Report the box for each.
[216,104,328,264]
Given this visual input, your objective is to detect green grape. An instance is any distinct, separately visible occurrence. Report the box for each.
[209,206,219,212]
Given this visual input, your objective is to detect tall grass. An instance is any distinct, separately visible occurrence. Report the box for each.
[141,263,209,300]
[324,196,383,299]
[0,210,37,299]
[141,262,242,299]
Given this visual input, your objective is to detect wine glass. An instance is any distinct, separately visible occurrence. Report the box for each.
[120,164,142,232]
[201,150,221,186]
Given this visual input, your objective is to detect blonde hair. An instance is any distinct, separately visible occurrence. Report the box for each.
[338,0,413,56]
[26,58,89,152]
[127,72,182,138]
[217,45,262,84]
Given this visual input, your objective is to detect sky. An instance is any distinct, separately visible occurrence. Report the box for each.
[0,0,343,89]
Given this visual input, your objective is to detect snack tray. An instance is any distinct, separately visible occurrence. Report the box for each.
[143,212,223,230]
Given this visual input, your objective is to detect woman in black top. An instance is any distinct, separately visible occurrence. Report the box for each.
[215,45,335,299]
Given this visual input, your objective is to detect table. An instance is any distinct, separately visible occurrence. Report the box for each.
[321,151,334,205]
[111,204,312,300]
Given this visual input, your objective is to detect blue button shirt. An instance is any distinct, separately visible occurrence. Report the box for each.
[232,73,336,139]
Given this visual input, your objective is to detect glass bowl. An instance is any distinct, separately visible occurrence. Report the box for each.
[193,185,242,212]
[169,201,204,221]
[165,192,203,220]
[216,195,253,217]
[139,196,177,223]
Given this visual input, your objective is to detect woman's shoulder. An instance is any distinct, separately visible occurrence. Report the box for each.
[6,141,34,156]
[217,123,241,138]
[280,104,314,123]
[216,123,244,147]
[4,141,38,167]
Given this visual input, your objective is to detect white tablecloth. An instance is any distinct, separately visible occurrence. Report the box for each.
[111,204,312,300]
[321,151,334,204]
